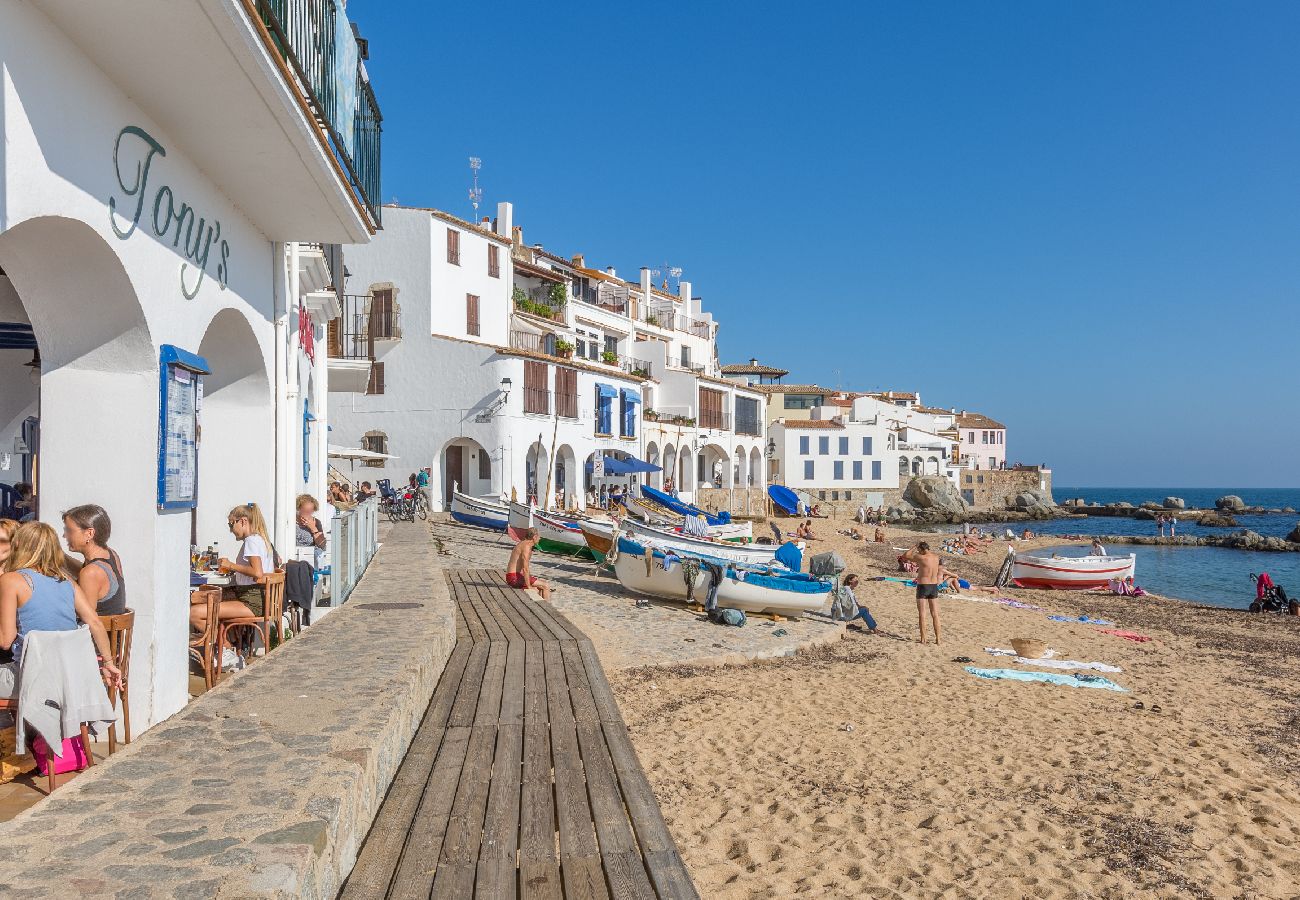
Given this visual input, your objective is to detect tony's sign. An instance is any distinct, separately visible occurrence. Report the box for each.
[110,125,231,299]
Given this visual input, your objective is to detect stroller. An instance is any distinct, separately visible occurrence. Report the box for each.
[1249,573,1292,614]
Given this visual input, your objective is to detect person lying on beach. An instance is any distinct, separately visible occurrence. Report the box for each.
[901,542,943,644]
[838,527,864,540]
[505,528,551,600]
[939,565,962,595]
[1021,529,1035,540]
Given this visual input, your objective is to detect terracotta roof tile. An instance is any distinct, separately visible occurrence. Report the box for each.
[721,362,790,376]
[955,412,1006,430]
[386,204,513,245]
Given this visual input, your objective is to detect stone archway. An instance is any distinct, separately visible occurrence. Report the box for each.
[440,436,494,507]
[749,446,762,488]
[0,216,165,721]
[554,443,577,510]
[645,441,660,490]
[524,441,549,506]
[700,443,730,489]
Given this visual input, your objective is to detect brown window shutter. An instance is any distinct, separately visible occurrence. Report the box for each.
[328,317,341,357]
[488,244,500,278]
[367,361,385,395]
[447,228,459,264]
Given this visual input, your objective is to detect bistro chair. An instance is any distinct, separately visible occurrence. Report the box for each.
[97,610,134,753]
[0,684,95,795]
[189,586,223,689]
[219,571,286,666]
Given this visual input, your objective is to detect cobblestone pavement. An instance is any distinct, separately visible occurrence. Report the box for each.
[0,522,455,900]
[427,517,844,671]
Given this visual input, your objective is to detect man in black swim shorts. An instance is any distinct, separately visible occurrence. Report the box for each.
[902,541,943,644]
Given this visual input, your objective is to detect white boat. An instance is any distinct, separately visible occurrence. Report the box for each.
[620,495,752,541]
[507,501,594,557]
[611,537,832,616]
[450,491,509,531]
[1011,551,1136,590]
[620,518,787,566]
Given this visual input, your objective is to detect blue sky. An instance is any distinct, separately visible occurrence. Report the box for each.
[357,1,1300,488]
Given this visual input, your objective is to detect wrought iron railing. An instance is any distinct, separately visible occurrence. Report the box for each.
[667,356,705,374]
[255,0,383,226]
[328,293,400,358]
[699,411,731,431]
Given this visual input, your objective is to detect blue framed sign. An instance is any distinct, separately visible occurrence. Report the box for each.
[157,344,210,510]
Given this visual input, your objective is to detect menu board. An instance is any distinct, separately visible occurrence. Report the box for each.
[159,361,201,509]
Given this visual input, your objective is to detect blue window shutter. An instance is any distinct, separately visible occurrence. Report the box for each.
[853,461,862,480]
[819,436,829,455]
[803,460,814,480]
[872,460,881,480]
[834,461,844,480]
[863,436,872,455]
[838,436,848,455]
[799,435,809,455]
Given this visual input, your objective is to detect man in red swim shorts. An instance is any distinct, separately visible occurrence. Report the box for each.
[505,527,551,600]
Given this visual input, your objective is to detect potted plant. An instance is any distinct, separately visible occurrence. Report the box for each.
[547,282,568,309]
[553,338,574,359]
[601,350,618,365]
[644,313,660,327]
[631,366,649,378]
[512,286,528,308]
[643,408,659,421]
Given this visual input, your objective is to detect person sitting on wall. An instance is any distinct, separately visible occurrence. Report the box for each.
[505,528,551,601]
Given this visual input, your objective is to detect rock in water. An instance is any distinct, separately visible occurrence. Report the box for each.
[1163,497,1185,509]
[1287,523,1300,544]
[1199,512,1239,528]
[902,477,967,515]
[1216,495,1246,511]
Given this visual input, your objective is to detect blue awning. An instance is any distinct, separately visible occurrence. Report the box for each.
[620,388,641,404]
[595,383,617,399]
[584,454,662,475]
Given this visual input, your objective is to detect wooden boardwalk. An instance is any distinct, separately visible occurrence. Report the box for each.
[341,569,699,899]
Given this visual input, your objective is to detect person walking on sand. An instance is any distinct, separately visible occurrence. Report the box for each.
[506,528,552,601]
[901,541,942,644]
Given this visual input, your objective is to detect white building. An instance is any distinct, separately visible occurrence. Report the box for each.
[329,204,768,514]
[1,0,383,730]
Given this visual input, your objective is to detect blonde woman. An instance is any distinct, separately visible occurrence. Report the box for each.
[0,522,121,697]
[190,503,276,670]
[0,519,18,575]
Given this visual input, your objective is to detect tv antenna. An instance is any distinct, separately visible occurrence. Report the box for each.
[468,157,483,214]
[649,263,683,292]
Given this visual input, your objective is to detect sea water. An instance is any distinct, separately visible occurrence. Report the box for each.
[987,488,1300,609]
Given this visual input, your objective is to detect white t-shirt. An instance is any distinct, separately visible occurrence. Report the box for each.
[235,534,274,586]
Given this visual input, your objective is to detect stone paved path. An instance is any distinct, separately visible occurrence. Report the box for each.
[427,518,844,671]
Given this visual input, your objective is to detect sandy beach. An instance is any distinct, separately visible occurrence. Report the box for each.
[605,515,1300,898]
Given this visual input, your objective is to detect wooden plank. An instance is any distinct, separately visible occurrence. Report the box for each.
[339,637,472,900]
[542,642,574,726]
[488,571,573,644]
[477,722,523,861]
[474,641,507,728]
[387,726,472,900]
[642,850,700,900]
[601,851,658,900]
[578,642,625,725]
[448,642,490,728]
[559,855,610,900]
[551,714,606,899]
[599,724,678,855]
[434,723,498,874]
[574,722,640,855]
[518,721,560,897]
[473,856,518,900]
[560,641,601,727]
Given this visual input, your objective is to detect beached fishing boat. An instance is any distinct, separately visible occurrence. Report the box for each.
[620,518,786,566]
[612,537,831,616]
[1011,551,1136,590]
[579,519,615,562]
[639,485,731,526]
[507,506,594,558]
[450,491,509,531]
[621,495,751,541]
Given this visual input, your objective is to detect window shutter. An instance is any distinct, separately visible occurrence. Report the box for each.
[447,228,459,264]
[328,317,341,357]
[466,294,480,336]
[367,362,385,395]
[488,244,500,278]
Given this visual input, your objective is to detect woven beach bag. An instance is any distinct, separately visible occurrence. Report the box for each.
[1011,638,1048,659]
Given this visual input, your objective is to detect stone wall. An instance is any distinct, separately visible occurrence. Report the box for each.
[959,468,1054,510]
[695,487,770,518]
[0,522,456,899]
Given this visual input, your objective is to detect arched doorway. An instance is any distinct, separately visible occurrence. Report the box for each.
[645,441,660,489]
[677,447,695,497]
[926,456,940,476]
[749,447,762,487]
[0,217,162,719]
[441,437,493,507]
[898,457,909,476]
[196,309,272,553]
[700,443,730,489]
[733,446,746,488]
[911,456,923,476]
[525,441,549,506]
[661,443,676,492]
[554,444,577,510]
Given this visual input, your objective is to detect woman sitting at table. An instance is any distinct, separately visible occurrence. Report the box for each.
[0,522,121,697]
[190,504,276,669]
[62,505,127,616]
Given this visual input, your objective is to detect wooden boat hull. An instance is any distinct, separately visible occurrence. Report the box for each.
[620,519,785,566]
[579,520,615,562]
[1011,553,1136,590]
[612,537,830,616]
[451,491,508,531]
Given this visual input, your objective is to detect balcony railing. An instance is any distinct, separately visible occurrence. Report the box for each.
[329,293,400,358]
[735,418,763,437]
[256,0,383,226]
[667,356,705,374]
[699,411,731,431]
[675,314,712,338]
[615,354,653,379]
[509,330,551,355]
[513,287,565,321]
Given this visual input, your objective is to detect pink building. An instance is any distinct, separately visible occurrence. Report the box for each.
[956,412,1006,470]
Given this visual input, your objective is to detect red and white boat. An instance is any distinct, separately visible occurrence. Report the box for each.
[1011,551,1136,590]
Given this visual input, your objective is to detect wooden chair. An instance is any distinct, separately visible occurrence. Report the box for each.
[97,610,134,754]
[189,587,222,689]
[0,696,94,795]
[219,571,286,666]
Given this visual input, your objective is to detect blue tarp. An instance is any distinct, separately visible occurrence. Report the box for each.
[640,485,731,525]
[584,454,662,475]
[767,485,801,515]
[774,542,803,571]
[595,383,617,398]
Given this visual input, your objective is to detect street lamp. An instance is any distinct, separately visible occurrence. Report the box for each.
[500,377,512,401]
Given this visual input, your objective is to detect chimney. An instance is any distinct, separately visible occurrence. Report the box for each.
[679,280,692,308]
[495,201,512,239]
[640,267,652,302]
[480,217,492,230]
[512,225,523,246]
[605,266,616,278]
[749,357,758,366]
[572,253,585,268]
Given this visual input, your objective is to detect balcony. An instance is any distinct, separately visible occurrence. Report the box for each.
[735,417,763,437]
[327,292,401,391]
[667,356,705,374]
[513,287,566,322]
[674,314,712,339]
[29,0,382,242]
[699,411,731,432]
[612,354,653,379]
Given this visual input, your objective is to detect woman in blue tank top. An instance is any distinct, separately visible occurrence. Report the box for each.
[0,522,120,698]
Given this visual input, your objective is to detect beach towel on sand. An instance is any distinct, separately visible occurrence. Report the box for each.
[964,667,1127,692]
[1098,629,1152,643]
[1048,614,1115,626]
[984,648,1122,673]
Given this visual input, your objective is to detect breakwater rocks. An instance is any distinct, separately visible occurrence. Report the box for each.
[1101,531,1300,553]
[889,478,1064,527]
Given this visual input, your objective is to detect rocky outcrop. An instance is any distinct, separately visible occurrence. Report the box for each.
[1199,512,1239,528]
[1140,501,1162,511]
[885,500,918,524]
[1218,530,1293,552]
[1287,523,1300,544]
[1009,488,1058,519]
[1163,497,1185,509]
[1134,508,1156,520]
[903,477,967,515]
[1216,495,1246,511]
